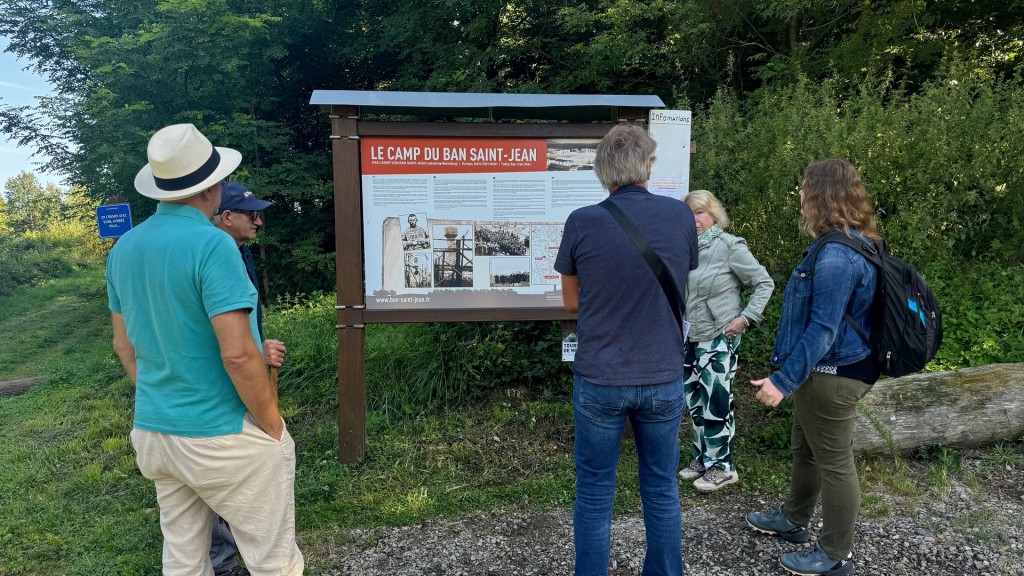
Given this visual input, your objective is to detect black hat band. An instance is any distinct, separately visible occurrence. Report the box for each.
[153,148,222,191]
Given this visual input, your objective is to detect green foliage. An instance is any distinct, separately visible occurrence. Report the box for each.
[0,174,106,297]
[261,291,338,414]
[1,1,352,298]
[0,235,74,297]
[927,262,1024,369]
[264,293,572,416]
[0,193,11,234]
[5,1,1024,301]
[917,444,963,473]
[693,61,1024,373]
[2,172,64,234]
[978,440,1024,476]
[365,320,570,415]
[734,381,794,460]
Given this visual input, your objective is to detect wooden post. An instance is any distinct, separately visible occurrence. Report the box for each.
[332,105,367,463]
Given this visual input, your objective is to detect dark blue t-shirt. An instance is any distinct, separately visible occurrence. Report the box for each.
[555,185,698,385]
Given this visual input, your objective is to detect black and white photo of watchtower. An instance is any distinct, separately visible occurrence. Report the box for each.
[433,225,474,287]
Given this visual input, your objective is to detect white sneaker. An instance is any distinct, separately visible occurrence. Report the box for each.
[693,467,738,492]
[678,458,706,480]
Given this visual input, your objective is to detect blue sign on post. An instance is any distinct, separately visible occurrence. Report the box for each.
[96,203,133,238]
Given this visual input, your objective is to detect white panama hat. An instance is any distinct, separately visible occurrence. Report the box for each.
[134,123,243,200]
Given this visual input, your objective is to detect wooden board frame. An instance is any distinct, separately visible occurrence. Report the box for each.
[329,104,649,462]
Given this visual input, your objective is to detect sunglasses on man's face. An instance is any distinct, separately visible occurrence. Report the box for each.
[236,210,262,221]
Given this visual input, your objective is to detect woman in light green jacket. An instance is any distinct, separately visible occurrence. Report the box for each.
[680,190,774,492]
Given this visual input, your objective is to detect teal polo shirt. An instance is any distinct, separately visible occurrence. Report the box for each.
[106,203,261,437]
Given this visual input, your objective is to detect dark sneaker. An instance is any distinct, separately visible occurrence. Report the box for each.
[215,566,251,576]
[745,506,810,543]
[678,458,706,480]
[780,542,854,575]
[693,467,738,492]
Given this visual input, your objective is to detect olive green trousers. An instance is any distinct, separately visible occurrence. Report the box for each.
[783,371,871,559]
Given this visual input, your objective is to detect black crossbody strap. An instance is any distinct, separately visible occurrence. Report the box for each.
[599,198,684,334]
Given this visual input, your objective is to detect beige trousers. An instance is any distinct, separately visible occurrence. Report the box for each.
[131,414,304,576]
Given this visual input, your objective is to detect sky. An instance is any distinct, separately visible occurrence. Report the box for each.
[0,38,63,190]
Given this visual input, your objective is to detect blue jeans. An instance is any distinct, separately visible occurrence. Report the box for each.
[573,375,685,576]
[210,512,240,573]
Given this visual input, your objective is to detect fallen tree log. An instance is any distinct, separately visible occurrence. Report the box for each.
[0,376,49,397]
[853,363,1024,454]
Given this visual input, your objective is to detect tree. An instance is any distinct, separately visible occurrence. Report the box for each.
[2,172,62,234]
[2,0,1024,297]
[0,192,11,235]
[0,0,359,294]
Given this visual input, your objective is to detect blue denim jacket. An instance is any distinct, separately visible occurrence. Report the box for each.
[768,231,877,396]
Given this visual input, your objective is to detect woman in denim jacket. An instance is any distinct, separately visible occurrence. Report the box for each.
[746,159,880,576]
[679,190,774,492]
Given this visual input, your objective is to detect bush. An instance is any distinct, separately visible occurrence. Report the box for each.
[926,260,1024,368]
[26,220,106,264]
[262,292,338,402]
[264,293,572,417]
[687,61,1024,453]
[364,320,571,415]
[0,235,78,296]
[691,59,1024,373]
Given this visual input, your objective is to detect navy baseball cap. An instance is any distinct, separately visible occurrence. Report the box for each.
[217,182,272,214]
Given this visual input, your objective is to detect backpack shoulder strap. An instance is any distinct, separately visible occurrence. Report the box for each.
[807,230,882,276]
[806,230,882,346]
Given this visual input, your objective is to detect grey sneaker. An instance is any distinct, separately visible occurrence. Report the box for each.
[678,458,706,480]
[745,506,810,543]
[780,542,854,575]
[693,467,738,491]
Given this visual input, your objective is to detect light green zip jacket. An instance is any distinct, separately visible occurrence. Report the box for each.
[684,231,774,342]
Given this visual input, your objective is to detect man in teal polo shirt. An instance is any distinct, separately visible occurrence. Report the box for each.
[107,123,303,576]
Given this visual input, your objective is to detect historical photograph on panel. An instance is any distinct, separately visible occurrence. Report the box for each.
[403,252,432,288]
[475,223,530,256]
[401,212,430,251]
[489,257,531,288]
[546,139,599,171]
[433,224,474,287]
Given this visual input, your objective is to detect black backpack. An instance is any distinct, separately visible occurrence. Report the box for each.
[809,230,942,377]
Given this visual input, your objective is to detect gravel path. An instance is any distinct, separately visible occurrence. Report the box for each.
[320,456,1023,575]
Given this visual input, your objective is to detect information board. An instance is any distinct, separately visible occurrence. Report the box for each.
[361,136,604,310]
[648,109,692,200]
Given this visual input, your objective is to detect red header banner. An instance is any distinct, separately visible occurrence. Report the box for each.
[361,137,548,175]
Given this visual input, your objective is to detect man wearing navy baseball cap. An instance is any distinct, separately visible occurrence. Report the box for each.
[214,183,279,348]
[210,181,288,576]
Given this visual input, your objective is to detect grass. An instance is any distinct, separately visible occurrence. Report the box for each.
[954,509,1012,545]
[0,268,112,380]
[2,266,1022,574]
[859,493,890,518]
[0,266,158,574]
[0,269,590,574]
